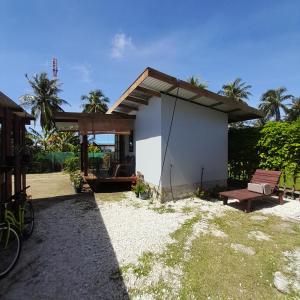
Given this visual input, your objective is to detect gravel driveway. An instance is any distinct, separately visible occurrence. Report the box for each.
[0,174,190,299]
[1,173,299,299]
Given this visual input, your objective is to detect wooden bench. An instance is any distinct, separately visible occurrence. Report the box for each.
[219,169,283,213]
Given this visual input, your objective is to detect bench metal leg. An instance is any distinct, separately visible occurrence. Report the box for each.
[222,196,228,205]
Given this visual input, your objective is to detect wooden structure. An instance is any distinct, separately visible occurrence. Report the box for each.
[107,67,263,122]
[0,91,33,201]
[219,169,283,213]
[53,112,136,184]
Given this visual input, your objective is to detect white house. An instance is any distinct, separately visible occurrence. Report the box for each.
[107,67,262,200]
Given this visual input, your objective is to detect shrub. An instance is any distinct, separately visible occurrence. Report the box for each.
[69,171,83,189]
[64,156,80,173]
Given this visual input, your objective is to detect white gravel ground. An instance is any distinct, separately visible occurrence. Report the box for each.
[98,195,191,265]
[259,197,300,221]
[1,180,299,299]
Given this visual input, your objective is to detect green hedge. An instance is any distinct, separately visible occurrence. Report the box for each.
[229,119,300,190]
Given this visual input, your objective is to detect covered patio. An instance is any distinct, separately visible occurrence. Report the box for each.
[53,112,136,187]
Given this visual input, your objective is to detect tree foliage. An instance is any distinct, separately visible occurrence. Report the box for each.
[218,78,252,103]
[187,76,208,89]
[257,120,300,176]
[259,87,292,121]
[81,89,109,113]
[228,127,261,181]
[20,73,69,131]
[286,97,300,121]
[229,119,300,188]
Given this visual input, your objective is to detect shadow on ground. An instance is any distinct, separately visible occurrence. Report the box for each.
[0,192,129,299]
[87,180,132,193]
[225,197,288,212]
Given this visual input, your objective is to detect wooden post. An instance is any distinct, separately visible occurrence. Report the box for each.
[14,117,22,198]
[82,135,88,176]
[4,108,12,199]
[21,121,26,191]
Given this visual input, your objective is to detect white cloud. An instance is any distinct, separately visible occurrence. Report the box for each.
[70,63,92,83]
[110,33,134,58]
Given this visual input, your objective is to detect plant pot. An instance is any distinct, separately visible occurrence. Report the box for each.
[139,192,149,200]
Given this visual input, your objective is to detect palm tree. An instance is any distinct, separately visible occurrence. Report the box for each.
[20,73,68,131]
[187,76,208,89]
[218,78,252,102]
[286,97,300,121]
[81,90,109,113]
[259,87,292,121]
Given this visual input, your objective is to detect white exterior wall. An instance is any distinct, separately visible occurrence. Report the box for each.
[135,97,162,186]
[161,94,228,195]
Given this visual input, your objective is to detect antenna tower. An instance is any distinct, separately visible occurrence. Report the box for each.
[52,58,58,78]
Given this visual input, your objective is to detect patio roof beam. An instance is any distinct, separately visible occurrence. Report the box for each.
[209,101,223,107]
[119,103,139,111]
[111,111,136,119]
[125,96,148,105]
[135,86,160,97]
[226,108,241,113]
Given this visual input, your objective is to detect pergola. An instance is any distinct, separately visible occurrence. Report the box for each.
[0,91,34,200]
[53,112,135,176]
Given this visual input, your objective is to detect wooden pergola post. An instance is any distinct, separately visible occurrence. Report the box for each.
[82,135,88,176]
[21,121,26,191]
[4,108,12,199]
[14,116,22,197]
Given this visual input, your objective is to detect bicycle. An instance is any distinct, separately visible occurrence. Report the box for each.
[0,186,34,279]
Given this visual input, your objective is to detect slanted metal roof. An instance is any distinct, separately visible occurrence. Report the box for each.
[107,67,263,122]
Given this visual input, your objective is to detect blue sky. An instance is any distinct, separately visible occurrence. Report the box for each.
[1,0,300,141]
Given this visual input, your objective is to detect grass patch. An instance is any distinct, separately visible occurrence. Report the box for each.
[94,192,126,202]
[150,205,176,214]
[180,211,300,299]
[182,206,194,214]
[121,251,157,278]
[162,215,201,267]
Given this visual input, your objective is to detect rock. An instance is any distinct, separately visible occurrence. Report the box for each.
[230,243,256,256]
[274,271,289,293]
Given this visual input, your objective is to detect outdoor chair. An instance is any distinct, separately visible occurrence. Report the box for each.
[219,169,283,213]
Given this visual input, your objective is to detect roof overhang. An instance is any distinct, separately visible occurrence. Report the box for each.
[107,67,263,123]
[53,112,135,135]
[0,91,34,123]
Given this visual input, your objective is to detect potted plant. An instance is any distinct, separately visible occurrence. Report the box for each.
[132,179,143,197]
[132,179,151,200]
[70,171,83,193]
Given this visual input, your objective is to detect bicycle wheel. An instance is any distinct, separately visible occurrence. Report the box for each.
[22,201,34,239]
[0,225,22,279]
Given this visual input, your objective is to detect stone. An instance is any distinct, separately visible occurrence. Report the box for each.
[273,271,289,294]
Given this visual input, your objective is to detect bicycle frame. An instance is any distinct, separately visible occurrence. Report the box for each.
[0,186,30,246]
[4,203,26,234]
